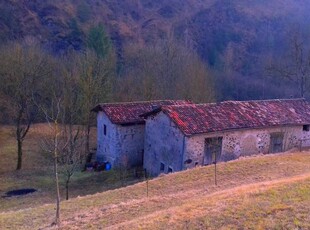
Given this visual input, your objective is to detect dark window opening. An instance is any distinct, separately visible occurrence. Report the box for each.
[104,124,107,135]
[168,167,173,173]
[303,125,310,131]
[195,162,199,167]
[160,162,165,171]
[270,133,284,153]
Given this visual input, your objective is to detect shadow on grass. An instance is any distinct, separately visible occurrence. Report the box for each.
[3,188,37,198]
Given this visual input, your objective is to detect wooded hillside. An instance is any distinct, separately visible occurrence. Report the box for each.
[1,0,310,100]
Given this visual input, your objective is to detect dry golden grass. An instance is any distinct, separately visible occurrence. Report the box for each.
[1,124,310,229]
[0,124,142,213]
[0,147,309,229]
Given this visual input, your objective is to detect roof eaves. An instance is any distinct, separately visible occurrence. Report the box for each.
[184,122,308,137]
[118,120,146,126]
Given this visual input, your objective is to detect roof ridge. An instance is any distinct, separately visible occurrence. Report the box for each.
[221,98,305,104]
[156,98,307,111]
[98,99,189,107]
[162,103,198,108]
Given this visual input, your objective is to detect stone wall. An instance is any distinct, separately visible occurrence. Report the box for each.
[302,127,310,147]
[144,112,185,176]
[115,124,145,167]
[184,125,309,170]
[96,112,145,168]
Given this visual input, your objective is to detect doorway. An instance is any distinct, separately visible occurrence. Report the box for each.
[270,133,284,153]
[204,137,223,165]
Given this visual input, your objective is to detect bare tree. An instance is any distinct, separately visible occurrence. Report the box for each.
[34,61,67,226]
[267,30,310,98]
[59,127,85,200]
[75,24,117,160]
[59,54,87,200]
[39,98,62,226]
[0,42,52,170]
[78,49,115,160]
[35,54,88,227]
[116,39,215,103]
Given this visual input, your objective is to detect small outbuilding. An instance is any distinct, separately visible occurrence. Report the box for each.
[142,99,310,176]
[91,100,190,168]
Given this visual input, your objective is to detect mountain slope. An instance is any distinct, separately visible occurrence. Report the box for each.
[1,0,310,100]
[0,152,309,229]
[2,0,309,53]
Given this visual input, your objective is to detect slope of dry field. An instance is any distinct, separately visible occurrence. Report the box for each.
[0,150,309,229]
[0,124,143,212]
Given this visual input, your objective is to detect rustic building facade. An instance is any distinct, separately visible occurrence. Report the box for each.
[143,99,310,176]
[91,100,190,168]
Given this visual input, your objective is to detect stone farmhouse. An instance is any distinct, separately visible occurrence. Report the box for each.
[142,99,310,176]
[91,100,190,168]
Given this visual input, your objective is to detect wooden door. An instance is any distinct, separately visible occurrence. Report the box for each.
[204,137,223,165]
[270,133,284,153]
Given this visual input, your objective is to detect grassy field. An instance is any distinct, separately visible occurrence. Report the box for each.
[0,124,144,212]
[0,124,310,229]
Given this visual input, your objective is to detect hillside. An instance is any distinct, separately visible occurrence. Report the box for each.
[0,151,309,229]
[1,0,309,52]
[1,1,310,99]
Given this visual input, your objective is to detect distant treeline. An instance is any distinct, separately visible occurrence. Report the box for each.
[0,24,216,171]
[1,0,310,102]
[0,24,215,126]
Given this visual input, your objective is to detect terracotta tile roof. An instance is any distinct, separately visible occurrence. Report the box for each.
[92,100,191,125]
[159,99,310,136]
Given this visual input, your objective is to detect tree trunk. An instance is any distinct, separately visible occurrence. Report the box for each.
[15,105,31,170]
[84,113,91,164]
[65,179,69,200]
[214,162,217,186]
[16,111,23,170]
[301,74,305,98]
[85,122,90,155]
[54,121,61,226]
[54,155,61,225]
[16,138,23,170]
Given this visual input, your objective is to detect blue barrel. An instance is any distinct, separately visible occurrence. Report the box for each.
[105,162,111,171]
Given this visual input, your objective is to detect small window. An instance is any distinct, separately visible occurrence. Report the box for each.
[104,125,107,135]
[168,167,173,173]
[303,125,310,131]
[160,162,165,171]
[195,162,199,167]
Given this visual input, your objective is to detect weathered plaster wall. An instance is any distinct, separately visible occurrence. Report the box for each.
[302,129,310,147]
[184,125,309,169]
[96,112,145,168]
[96,111,116,163]
[115,124,145,167]
[144,112,185,176]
